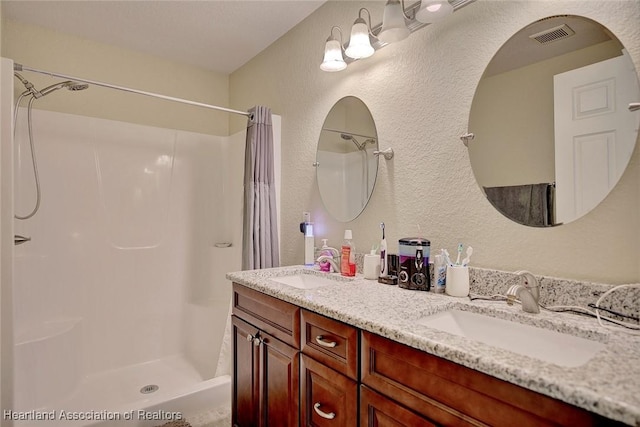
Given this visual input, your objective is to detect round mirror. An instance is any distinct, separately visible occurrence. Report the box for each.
[469,15,640,227]
[316,96,378,222]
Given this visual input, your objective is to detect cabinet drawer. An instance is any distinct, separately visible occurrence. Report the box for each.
[301,354,357,427]
[362,331,610,427]
[360,385,436,427]
[233,283,300,348]
[301,309,359,380]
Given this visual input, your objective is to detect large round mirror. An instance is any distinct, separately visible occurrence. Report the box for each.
[469,15,640,227]
[316,96,378,222]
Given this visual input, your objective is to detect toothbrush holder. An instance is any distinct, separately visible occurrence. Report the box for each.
[445,265,469,297]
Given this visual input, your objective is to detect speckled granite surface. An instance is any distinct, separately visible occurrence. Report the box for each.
[227,266,640,426]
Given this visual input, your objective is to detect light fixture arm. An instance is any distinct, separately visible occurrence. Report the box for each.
[328,26,344,45]
[357,8,375,37]
[399,0,417,20]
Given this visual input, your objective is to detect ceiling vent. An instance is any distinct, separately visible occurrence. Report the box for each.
[529,24,575,45]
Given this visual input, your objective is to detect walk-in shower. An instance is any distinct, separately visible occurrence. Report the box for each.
[1,60,280,427]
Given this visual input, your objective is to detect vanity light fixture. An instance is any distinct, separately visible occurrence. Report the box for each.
[320,26,347,72]
[415,0,454,23]
[345,8,375,59]
[379,0,411,44]
[320,0,475,72]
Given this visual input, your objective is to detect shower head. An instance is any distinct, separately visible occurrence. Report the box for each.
[340,133,374,151]
[39,80,89,97]
[67,82,89,91]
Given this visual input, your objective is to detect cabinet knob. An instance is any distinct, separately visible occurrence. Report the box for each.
[315,335,337,348]
[313,402,336,420]
[247,332,263,346]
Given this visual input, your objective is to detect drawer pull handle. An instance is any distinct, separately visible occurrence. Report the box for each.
[315,335,337,348]
[313,402,336,420]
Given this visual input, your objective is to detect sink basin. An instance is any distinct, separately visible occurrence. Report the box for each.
[269,272,342,289]
[417,309,605,367]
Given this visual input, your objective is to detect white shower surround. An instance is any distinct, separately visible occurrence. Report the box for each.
[8,105,253,424]
[316,148,377,221]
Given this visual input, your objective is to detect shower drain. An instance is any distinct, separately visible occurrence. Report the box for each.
[139,384,159,394]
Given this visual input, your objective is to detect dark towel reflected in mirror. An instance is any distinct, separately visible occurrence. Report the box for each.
[484,183,556,227]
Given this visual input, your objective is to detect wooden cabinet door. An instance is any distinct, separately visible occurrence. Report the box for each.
[360,386,436,427]
[232,315,261,427]
[233,314,300,427]
[301,354,357,427]
[260,328,300,427]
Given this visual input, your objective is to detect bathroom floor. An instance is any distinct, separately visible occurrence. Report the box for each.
[186,406,232,427]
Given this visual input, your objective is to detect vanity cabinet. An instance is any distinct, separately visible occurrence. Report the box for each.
[360,385,436,427]
[232,284,300,427]
[232,283,622,427]
[300,309,359,426]
[361,331,620,427]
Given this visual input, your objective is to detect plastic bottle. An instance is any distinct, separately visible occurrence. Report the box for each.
[319,239,332,272]
[433,251,447,293]
[364,247,380,280]
[341,230,356,277]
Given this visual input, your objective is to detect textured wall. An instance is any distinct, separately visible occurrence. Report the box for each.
[230,0,640,284]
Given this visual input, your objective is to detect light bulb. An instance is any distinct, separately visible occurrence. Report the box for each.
[415,0,453,24]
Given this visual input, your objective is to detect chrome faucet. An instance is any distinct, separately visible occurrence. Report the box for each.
[506,270,540,314]
[320,246,340,259]
[316,253,340,273]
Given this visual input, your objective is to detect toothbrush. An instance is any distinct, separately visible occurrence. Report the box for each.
[442,249,452,266]
[461,246,473,266]
[380,223,388,277]
[455,243,463,265]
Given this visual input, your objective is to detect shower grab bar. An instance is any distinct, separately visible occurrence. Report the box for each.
[13,63,254,121]
[14,235,31,245]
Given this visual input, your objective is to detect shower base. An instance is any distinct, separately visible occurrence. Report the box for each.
[15,355,230,427]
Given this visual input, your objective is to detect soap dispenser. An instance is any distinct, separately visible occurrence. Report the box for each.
[319,239,332,272]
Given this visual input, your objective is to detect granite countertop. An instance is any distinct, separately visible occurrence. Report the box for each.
[226,265,640,426]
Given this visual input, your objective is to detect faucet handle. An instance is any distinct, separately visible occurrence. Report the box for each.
[516,270,540,302]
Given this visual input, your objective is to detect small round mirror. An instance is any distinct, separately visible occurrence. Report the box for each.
[469,15,640,227]
[316,96,378,222]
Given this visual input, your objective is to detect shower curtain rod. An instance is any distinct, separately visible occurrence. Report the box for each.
[14,63,253,120]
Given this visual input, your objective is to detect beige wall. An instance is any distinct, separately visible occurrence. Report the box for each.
[3,20,229,136]
[230,0,640,284]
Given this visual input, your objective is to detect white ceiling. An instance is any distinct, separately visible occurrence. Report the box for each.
[2,0,327,74]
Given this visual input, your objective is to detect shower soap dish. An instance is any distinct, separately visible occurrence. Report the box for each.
[214,242,232,248]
